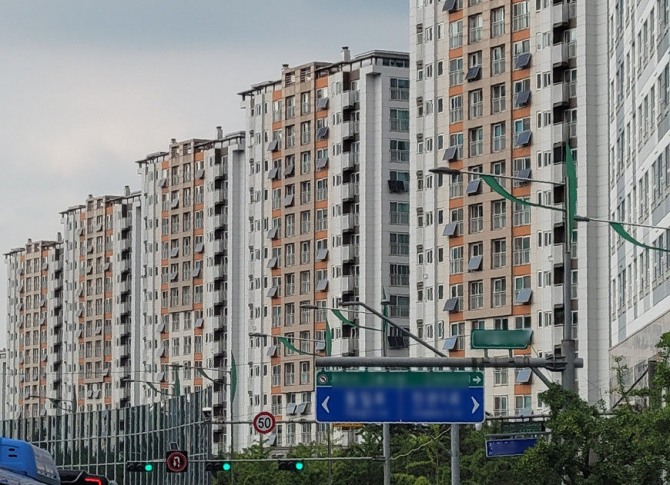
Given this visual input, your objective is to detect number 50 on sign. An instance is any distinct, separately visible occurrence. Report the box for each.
[253,411,276,434]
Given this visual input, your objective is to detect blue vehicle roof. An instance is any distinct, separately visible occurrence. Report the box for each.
[0,438,60,485]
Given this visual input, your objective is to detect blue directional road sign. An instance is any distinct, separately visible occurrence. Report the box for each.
[315,370,484,424]
[486,438,538,458]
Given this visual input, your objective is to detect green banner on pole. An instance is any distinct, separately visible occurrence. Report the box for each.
[325,320,333,357]
[480,175,560,211]
[230,354,237,404]
[331,309,357,327]
[565,144,577,238]
[610,222,670,253]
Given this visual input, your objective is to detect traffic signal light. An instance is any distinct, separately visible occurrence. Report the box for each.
[126,462,154,472]
[205,461,232,472]
[278,460,304,471]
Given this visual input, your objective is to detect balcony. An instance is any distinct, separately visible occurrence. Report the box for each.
[341,275,357,293]
[553,122,570,143]
[119,260,130,273]
[552,82,570,107]
[119,279,130,294]
[213,239,225,254]
[552,2,570,28]
[342,244,359,263]
[341,337,359,356]
[341,90,356,109]
[214,213,226,228]
[552,42,569,67]
[212,162,227,179]
[341,182,356,201]
[342,151,356,171]
[342,121,359,139]
[341,213,356,232]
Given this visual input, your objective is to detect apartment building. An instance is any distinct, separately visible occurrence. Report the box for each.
[4,238,63,419]
[410,0,610,414]
[608,0,670,399]
[137,129,246,454]
[0,348,7,421]
[58,189,143,414]
[239,48,410,449]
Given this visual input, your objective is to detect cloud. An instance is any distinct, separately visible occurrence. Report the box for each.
[0,1,408,347]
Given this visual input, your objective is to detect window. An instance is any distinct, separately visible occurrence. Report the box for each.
[449,58,464,85]
[513,236,531,265]
[492,200,507,229]
[468,14,483,44]
[513,199,531,225]
[513,157,531,186]
[284,363,295,386]
[389,295,410,318]
[390,233,410,255]
[469,204,484,233]
[390,202,410,224]
[494,368,508,386]
[316,178,328,201]
[514,118,531,146]
[449,20,463,49]
[492,84,506,113]
[515,275,531,300]
[390,264,410,286]
[491,45,506,75]
[300,211,311,234]
[390,78,410,100]
[469,90,483,119]
[515,395,532,415]
[391,140,410,162]
[513,79,531,107]
[469,127,483,156]
[301,92,311,115]
[450,246,464,273]
[300,121,311,144]
[449,172,463,198]
[491,123,506,152]
[512,1,529,31]
[492,278,506,307]
[450,95,463,123]
[494,396,508,416]
[492,239,507,268]
[449,133,464,159]
[491,7,505,37]
[301,152,311,175]
[513,39,531,68]
[450,207,464,235]
[390,109,410,131]
[469,280,484,310]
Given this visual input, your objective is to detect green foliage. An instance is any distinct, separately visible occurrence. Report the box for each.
[217,333,670,485]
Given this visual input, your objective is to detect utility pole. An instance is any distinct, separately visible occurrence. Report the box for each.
[381,310,391,485]
[561,161,576,393]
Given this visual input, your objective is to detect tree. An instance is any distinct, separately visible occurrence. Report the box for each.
[515,332,670,484]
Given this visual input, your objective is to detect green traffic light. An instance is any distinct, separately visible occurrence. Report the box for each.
[144,463,154,472]
[222,462,231,471]
[295,462,304,471]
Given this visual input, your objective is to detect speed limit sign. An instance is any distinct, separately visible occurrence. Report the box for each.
[253,411,276,435]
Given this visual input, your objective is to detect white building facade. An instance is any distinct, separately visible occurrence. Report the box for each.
[608,0,670,399]
[409,0,610,416]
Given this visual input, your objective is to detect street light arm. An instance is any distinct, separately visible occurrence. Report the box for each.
[340,301,447,358]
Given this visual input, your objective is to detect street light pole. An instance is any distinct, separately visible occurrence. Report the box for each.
[380,302,391,485]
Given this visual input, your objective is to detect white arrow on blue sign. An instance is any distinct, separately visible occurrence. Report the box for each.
[316,371,485,424]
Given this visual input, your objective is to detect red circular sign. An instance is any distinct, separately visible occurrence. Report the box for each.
[165,450,188,473]
[253,411,276,435]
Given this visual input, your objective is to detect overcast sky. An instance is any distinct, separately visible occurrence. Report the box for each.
[0,0,409,347]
